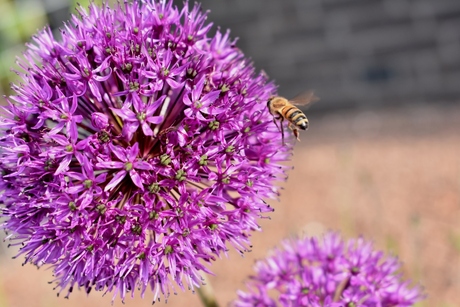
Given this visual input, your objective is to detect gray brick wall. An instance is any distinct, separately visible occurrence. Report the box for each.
[186,0,460,110]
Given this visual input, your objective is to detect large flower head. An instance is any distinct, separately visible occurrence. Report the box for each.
[235,232,424,307]
[0,0,291,302]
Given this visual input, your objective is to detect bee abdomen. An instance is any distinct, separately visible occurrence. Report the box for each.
[283,106,302,121]
[288,110,302,120]
[295,116,308,130]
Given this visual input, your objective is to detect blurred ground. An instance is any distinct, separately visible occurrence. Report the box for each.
[1,103,460,307]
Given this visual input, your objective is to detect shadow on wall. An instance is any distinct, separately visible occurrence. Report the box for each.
[189,0,460,111]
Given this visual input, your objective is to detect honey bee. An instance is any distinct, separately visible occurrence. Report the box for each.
[267,91,318,144]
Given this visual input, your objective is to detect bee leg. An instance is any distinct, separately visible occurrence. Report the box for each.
[280,118,285,145]
[272,115,282,132]
[288,123,301,142]
[272,116,285,145]
[293,129,301,142]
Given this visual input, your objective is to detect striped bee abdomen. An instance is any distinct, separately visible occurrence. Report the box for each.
[285,107,308,130]
[288,110,302,120]
[295,116,308,130]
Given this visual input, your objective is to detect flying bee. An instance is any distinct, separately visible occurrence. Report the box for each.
[267,91,318,144]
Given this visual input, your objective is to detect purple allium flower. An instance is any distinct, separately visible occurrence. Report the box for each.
[234,232,424,307]
[0,0,291,302]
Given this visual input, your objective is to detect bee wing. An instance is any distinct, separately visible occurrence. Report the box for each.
[289,91,319,109]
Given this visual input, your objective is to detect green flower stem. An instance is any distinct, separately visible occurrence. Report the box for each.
[197,275,219,307]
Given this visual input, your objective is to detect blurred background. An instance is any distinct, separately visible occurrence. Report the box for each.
[0,0,459,306]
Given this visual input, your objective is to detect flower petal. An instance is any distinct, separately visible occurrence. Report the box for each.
[96,161,124,169]
[104,170,127,191]
[122,122,139,141]
[127,143,139,160]
[146,115,163,124]
[54,155,72,175]
[109,144,127,162]
[67,185,84,194]
[67,120,79,142]
[88,80,102,102]
[69,94,78,113]
[111,107,136,121]
[141,122,153,136]
[145,95,165,115]
[93,67,112,82]
[134,160,152,170]
[80,192,94,208]
[48,122,65,136]
[129,169,144,190]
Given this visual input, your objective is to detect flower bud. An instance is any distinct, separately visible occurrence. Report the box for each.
[91,112,109,130]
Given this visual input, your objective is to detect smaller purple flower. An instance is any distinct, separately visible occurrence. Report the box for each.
[234,232,425,307]
[183,77,222,120]
[111,93,164,140]
[41,90,82,141]
[46,133,86,175]
[143,49,186,89]
[96,142,151,191]
[67,154,107,207]
[63,54,112,101]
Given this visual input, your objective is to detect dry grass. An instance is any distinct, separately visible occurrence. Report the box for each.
[1,104,459,306]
